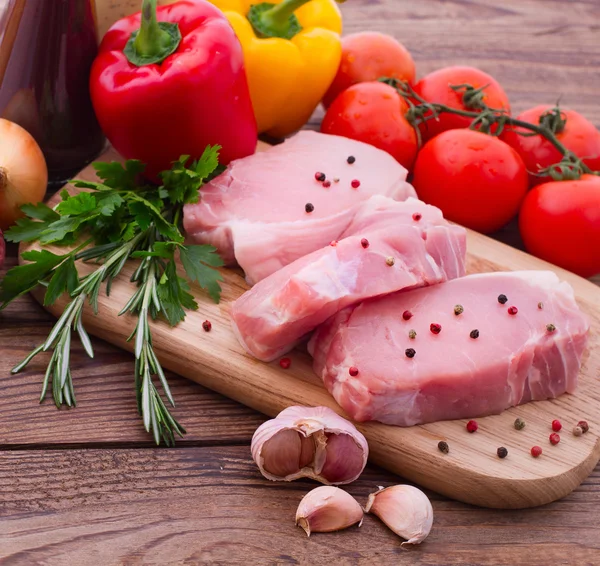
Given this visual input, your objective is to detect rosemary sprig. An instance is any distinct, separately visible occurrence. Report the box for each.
[1,148,223,445]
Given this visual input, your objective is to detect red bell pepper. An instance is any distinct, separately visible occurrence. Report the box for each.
[90,0,257,178]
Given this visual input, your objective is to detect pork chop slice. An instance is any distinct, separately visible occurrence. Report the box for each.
[308,271,589,426]
[183,130,415,284]
[231,198,466,362]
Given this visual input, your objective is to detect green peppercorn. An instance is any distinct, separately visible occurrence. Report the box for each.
[408,329,417,340]
[514,417,526,430]
[454,304,464,316]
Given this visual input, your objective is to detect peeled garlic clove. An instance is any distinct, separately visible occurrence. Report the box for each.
[365,485,433,546]
[251,406,368,484]
[296,486,363,537]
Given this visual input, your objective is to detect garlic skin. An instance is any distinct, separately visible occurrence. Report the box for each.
[251,406,368,484]
[296,486,363,537]
[365,485,433,546]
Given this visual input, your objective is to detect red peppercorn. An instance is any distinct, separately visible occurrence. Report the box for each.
[330,240,338,246]
[412,212,422,221]
[315,171,326,182]
[322,180,331,188]
[430,323,442,334]
[551,419,562,432]
[466,420,478,433]
[402,310,413,321]
[549,432,560,445]
[508,306,518,315]
[361,238,369,249]
[578,420,590,433]
[279,357,291,369]
[349,366,359,377]
[202,320,212,332]
[531,445,542,458]
[351,179,361,189]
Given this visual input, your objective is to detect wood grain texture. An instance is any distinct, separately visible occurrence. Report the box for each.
[22,145,600,509]
[1,0,600,561]
[2,446,600,565]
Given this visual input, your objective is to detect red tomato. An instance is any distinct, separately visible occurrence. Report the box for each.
[321,81,418,169]
[519,175,600,277]
[412,130,528,233]
[501,106,600,185]
[322,32,416,109]
[413,66,510,143]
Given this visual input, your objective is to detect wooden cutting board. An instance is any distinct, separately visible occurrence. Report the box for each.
[22,148,600,509]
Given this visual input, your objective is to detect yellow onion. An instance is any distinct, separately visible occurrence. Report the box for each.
[0,118,47,230]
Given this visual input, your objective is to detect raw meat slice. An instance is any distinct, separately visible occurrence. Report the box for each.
[184,130,415,284]
[308,271,589,426]
[231,197,466,362]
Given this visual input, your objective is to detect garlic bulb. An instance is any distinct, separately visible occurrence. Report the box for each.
[296,486,363,537]
[251,406,368,484]
[365,485,433,546]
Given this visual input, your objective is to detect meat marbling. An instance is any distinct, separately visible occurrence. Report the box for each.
[308,271,589,426]
[183,131,415,284]
[231,197,466,362]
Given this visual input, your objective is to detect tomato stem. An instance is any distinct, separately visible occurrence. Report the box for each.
[381,78,597,180]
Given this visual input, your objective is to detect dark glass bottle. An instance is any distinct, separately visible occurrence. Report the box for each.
[0,0,105,184]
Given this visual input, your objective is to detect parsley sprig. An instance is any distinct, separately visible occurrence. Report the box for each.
[0,147,224,445]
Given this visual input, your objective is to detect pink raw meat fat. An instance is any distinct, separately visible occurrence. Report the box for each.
[231,197,466,361]
[308,271,589,426]
[183,131,415,284]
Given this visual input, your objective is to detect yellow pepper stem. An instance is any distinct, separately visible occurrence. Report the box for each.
[248,0,312,39]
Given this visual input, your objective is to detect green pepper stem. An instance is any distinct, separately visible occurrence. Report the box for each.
[134,0,172,59]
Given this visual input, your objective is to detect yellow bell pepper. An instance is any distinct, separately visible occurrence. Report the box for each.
[209,0,342,137]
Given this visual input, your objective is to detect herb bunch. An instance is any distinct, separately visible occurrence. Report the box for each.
[0,147,224,445]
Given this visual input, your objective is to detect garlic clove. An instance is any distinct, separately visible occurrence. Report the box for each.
[365,485,433,546]
[261,429,302,477]
[299,433,316,469]
[295,486,363,537]
[320,432,367,484]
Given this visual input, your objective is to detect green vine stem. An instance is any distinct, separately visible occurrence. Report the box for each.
[381,78,597,180]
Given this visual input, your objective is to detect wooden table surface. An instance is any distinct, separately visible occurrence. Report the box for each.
[2,1,600,564]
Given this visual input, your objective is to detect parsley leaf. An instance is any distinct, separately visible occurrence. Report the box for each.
[0,250,66,308]
[44,256,79,306]
[56,191,97,216]
[157,261,199,326]
[94,160,146,190]
[179,245,224,303]
[4,204,60,243]
[39,216,91,244]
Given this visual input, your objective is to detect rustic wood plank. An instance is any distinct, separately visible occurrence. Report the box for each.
[1,446,600,565]
[0,254,264,448]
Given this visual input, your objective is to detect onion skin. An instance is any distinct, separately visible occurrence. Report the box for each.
[0,118,47,231]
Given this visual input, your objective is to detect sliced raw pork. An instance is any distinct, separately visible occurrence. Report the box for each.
[231,197,466,362]
[184,131,415,284]
[309,271,589,426]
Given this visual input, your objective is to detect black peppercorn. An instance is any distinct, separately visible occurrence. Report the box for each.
[497,447,508,459]
[347,155,356,164]
[438,441,449,454]
[470,329,480,339]
[498,294,508,304]
[405,348,416,358]
[305,202,314,213]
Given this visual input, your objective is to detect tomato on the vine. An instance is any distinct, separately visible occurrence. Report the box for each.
[501,106,600,185]
[412,129,528,233]
[321,81,418,169]
[322,32,416,109]
[413,66,510,143]
[519,175,600,277]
